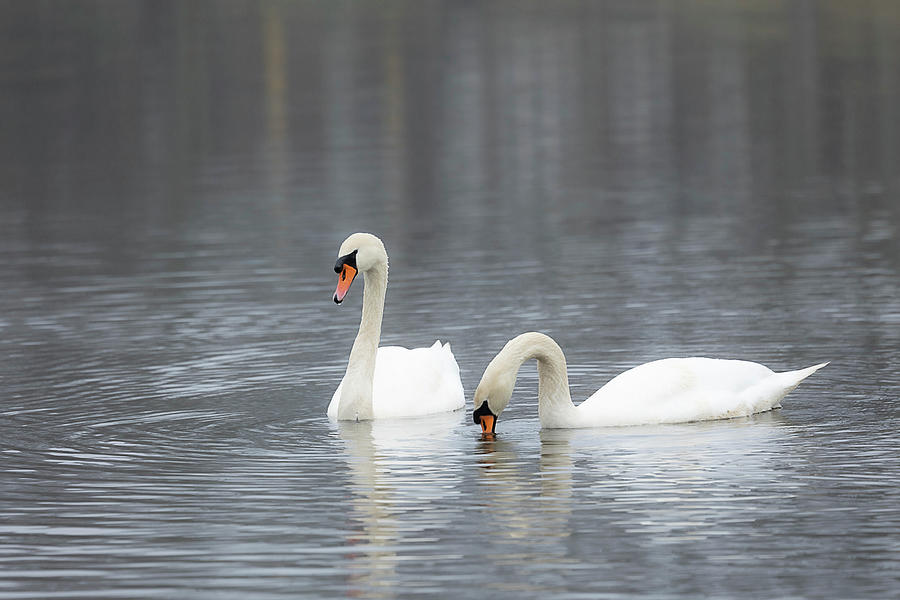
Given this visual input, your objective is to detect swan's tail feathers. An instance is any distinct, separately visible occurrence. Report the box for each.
[772,362,829,404]
[786,362,829,386]
[742,362,827,414]
[430,339,453,353]
[800,361,829,377]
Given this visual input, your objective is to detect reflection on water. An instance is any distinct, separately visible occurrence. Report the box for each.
[335,413,466,598]
[1,1,899,599]
[469,414,814,597]
[471,412,900,598]
[473,434,578,596]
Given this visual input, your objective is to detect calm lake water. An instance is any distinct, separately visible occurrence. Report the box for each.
[2,2,899,598]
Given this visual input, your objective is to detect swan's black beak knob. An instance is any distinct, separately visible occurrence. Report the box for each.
[473,402,497,435]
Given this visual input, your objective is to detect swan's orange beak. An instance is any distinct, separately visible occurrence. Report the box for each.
[334,264,357,304]
[474,402,497,435]
[479,414,496,435]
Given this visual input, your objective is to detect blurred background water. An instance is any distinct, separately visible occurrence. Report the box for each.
[1,1,899,598]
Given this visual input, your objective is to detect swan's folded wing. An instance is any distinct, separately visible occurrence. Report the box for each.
[580,357,777,425]
[370,344,465,418]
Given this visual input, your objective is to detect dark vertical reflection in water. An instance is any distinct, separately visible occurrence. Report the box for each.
[1,1,899,598]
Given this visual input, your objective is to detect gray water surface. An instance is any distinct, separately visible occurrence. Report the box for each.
[2,2,899,598]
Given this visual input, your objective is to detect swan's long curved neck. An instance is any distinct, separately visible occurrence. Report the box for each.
[339,262,387,420]
[501,333,579,427]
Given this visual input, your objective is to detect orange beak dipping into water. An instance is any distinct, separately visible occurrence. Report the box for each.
[333,250,359,304]
[473,402,497,436]
[479,414,495,435]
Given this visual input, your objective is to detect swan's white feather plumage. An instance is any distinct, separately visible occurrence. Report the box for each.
[574,357,828,427]
[328,341,465,419]
[475,332,827,430]
[328,233,465,420]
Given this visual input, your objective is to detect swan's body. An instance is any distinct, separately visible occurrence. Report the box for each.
[328,341,464,419]
[328,233,465,421]
[473,332,827,432]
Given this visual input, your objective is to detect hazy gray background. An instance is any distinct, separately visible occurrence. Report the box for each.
[1,2,898,598]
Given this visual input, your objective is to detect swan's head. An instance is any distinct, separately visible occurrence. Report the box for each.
[472,354,517,435]
[333,232,388,304]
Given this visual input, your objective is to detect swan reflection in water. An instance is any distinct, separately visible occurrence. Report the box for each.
[570,411,804,544]
[473,411,800,593]
[473,430,578,595]
[333,411,465,598]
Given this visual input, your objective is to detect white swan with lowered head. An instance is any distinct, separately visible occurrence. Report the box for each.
[328,233,465,421]
[472,332,827,433]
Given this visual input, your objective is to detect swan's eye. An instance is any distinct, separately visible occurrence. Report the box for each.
[334,249,359,274]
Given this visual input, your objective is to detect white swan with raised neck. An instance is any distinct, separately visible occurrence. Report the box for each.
[328,232,465,421]
[472,332,827,432]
